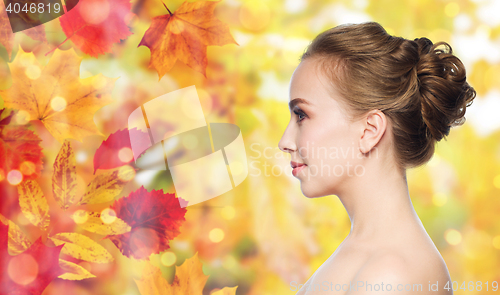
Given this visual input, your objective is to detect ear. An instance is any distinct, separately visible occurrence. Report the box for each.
[359,110,387,154]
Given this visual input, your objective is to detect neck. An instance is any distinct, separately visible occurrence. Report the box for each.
[337,161,423,243]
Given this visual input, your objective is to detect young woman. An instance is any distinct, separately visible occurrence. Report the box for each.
[278,22,476,295]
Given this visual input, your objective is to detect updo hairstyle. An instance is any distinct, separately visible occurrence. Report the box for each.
[301,22,476,169]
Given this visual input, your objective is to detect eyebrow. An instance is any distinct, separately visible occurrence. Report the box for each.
[288,98,311,110]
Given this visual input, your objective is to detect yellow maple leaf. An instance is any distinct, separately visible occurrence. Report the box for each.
[134,252,238,295]
[138,0,238,79]
[0,46,116,142]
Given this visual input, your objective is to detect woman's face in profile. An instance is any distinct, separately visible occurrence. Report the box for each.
[278,58,364,198]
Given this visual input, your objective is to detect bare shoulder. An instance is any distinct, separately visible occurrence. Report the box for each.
[346,250,453,295]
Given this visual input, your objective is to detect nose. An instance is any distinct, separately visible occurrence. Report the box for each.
[278,123,296,153]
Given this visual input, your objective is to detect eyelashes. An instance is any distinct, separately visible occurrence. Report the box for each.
[293,108,307,123]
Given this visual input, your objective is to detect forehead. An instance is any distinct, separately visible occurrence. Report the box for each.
[289,58,342,107]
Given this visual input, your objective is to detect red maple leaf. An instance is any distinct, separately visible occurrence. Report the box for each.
[55,0,133,57]
[0,223,64,295]
[93,128,150,173]
[106,186,187,259]
[0,109,44,182]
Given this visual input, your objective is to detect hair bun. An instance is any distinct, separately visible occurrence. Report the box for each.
[413,38,476,142]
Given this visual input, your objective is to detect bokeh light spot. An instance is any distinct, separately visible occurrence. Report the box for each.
[73,210,89,224]
[76,151,88,163]
[444,2,460,17]
[51,96,67,112]
[8,254,38,285]
[444,229,462,245]
[160,252,177,267]
[7,170,23,185]
[100,208,117,224]
[492,235,500,250]
[80,0,110,24]
[118,147,134,163]
[118,165,136,181]
[493,174,500,189]
[239,1,270,31]
[209,228,225,243]
[24,65,41,80]
[19,54,36,67]
[15,110,30,125]
[221,206,235,220]
[229,161,243,176]
[432,193,448,207]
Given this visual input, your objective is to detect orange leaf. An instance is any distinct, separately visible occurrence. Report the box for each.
[134,252,238,295]
[0,47,116,143]
[138,0,238,79]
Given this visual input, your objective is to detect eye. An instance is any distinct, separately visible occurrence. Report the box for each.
[293,109,307,123]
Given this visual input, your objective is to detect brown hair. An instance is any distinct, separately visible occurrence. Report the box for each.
[301,22,476,170]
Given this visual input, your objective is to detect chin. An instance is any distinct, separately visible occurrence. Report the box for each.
[299,181,329,198]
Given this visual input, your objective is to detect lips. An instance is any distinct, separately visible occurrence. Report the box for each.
[291,161,306,177]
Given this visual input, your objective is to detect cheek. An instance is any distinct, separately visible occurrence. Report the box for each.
[297,123,349,160]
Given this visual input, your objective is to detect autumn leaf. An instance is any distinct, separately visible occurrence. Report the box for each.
[0,214,31,255]
[139,0,238,79]
[49,232,113,263]
[56,0,133,57]
[93,128,150,173]
[17,179,50,231]
[0,47,116,143]
[58,259,96,280]
[106,186,187,259]
[52,140,78,210]
[134,252,238,295]
[0,223,64,295]
[79,167,135,205]
[0,1,47,60]
[72,211,131,236]
[0,108,44,181]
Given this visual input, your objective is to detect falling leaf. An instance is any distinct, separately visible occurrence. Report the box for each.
[0,47,116,143]
[138,0,238,79]
[17,179,50,231]
[106,186,187,259]
[79,168,134,205]
[0,214,31,255]
[134,252,238,295]
[0,108,44,181]
[57,0,133,57]
[52,140,78,210]
[58,259,96,280]
[0,1,47,60]
[93,128,150,173]
[73,211,131,235]
[49,232,113,263]
[0,222,64,295]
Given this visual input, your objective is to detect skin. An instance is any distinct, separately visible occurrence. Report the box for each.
[278,58,453,295]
